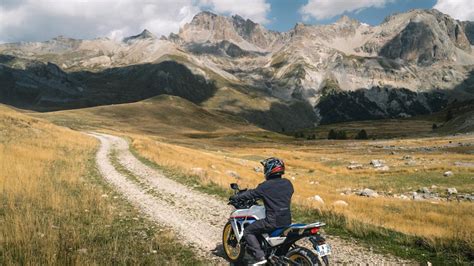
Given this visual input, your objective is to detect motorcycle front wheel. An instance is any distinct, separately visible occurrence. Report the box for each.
[287,247,327,265]
[222,221,246,263]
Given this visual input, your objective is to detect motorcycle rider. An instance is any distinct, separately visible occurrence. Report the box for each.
[229,157,294,265]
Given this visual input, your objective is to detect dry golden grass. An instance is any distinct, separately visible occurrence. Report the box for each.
[37,96,474,261]
[130,133,474,256]
[0,105,202,265]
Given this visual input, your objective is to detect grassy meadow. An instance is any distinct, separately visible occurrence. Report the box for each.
[35,97,474,263]
[0,105,203,265]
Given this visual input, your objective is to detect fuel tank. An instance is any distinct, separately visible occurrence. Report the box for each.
[230,205,266,220]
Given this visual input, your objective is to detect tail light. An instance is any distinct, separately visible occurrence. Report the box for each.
[310,227,319,234]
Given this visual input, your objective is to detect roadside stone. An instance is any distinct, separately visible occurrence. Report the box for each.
[226,170,240,179]
[253,166,262,172]
[447,187,458,195]
[402,155,413,160]
[359,188,379,198]
[333,200,349,207]
[443,171,453,177]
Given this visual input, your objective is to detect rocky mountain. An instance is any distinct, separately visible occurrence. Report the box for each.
[1,9,473,130]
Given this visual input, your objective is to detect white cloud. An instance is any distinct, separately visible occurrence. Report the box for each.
[300,0,393,20]
[0,0,271,43]
[434,0,474,21]
[199,0,271,23]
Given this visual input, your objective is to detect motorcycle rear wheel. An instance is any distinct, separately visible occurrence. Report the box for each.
[287,247,326,265]
[222,221,246,263]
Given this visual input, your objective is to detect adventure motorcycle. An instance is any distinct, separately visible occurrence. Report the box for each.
[223,183,331,265]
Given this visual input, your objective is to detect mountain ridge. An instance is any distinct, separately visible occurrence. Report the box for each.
[1,8,474,130]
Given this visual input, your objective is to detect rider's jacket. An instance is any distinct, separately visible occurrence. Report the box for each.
[233,176,294,227]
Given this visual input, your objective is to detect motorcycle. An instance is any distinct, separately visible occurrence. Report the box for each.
[222,183,331,265]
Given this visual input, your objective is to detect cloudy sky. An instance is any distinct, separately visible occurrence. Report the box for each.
[0,0,473,43]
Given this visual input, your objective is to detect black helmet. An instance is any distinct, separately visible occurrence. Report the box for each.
[260,157,285,179]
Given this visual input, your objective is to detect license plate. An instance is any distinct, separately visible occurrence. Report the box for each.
[316,244,331,257]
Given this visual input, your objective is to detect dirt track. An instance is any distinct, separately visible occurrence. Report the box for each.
[89,132,414,265]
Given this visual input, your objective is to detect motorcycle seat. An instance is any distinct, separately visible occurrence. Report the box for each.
[270,223,306,237]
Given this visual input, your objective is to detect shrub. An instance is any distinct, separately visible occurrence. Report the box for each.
[355,129,368,139]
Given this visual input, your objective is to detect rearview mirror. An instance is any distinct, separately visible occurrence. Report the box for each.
[230,183,239,190]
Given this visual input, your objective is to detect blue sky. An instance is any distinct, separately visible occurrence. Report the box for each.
[266,0,437,32]
[0,0,472,42]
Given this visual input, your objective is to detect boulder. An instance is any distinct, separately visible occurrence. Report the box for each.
[418,187,430,194]
[412,192,424,201]
[333,200,349,207]
[447,187,457,195]
[370,160,386,168]
[443,171,453,177]
[359,188,379,197]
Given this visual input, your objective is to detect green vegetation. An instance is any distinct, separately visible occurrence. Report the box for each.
[328,129,347,140]
[355,129,368,140]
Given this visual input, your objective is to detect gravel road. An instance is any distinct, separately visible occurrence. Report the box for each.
[89,132,415,265]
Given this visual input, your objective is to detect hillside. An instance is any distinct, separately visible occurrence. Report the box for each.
[0,104,203,264]
[36,94,262,136]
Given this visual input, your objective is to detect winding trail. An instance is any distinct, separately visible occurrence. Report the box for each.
[89,132,414,265]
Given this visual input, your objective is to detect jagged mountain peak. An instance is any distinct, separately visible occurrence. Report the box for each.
[178,10,281,51]
[123,29,156,43]
[335,15,361,26]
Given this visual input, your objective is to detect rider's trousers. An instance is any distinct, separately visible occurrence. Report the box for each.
[244,219,275,259]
